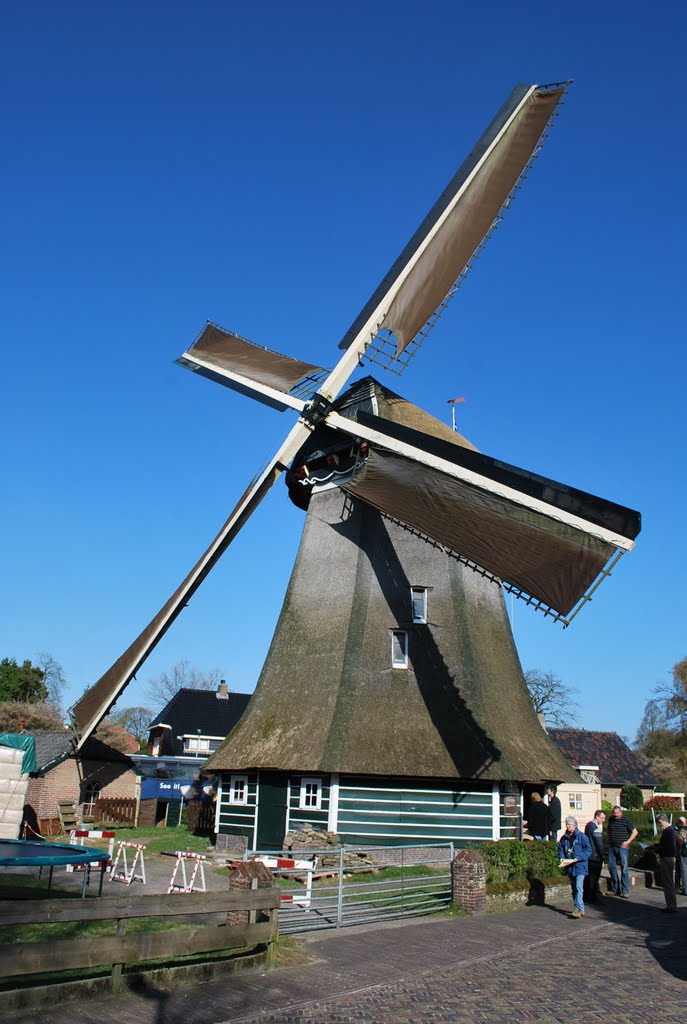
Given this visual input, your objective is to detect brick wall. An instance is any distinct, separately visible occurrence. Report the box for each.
[24,757,138,829]
[451,849,486,914]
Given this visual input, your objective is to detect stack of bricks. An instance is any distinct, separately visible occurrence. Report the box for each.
[226,860,275,926]
[451,849,487,914]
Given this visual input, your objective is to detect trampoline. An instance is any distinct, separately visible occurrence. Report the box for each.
[0,839,109,898]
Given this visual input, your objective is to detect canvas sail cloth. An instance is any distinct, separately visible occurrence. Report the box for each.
[339,85,566,358]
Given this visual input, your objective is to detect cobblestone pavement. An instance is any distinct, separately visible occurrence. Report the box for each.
[4,885,685,1023]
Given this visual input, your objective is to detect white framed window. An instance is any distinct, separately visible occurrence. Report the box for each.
[569,792,583,811]
[184,736,211,755]
[410,587,428,623]
[391,629,408,668]
[299,777,322,810]
[82,782,101,817]
[229,774,248,805]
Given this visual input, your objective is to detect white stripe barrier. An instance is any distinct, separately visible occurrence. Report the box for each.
[66,829,116,872]
[253,855,315,908]
[109,841,146,886]
[167,851,207,894]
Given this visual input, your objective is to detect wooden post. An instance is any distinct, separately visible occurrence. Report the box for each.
[111,917,127,988]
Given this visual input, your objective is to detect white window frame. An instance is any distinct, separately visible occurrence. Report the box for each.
[82,782,101,817]
[229,774,249,806]
[410,586,428,623]
[391,629,409,668]
[569,792,583,811]
[299,777,323,810]
[183,735,211,755]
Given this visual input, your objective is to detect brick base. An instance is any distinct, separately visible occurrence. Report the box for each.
[451,849,486,914]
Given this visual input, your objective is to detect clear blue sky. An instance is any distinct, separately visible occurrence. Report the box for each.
[2,2,685,741]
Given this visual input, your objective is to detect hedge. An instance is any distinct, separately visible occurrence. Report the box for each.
[471,839,562,884]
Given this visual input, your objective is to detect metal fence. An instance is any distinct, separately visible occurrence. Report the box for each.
[248,843,453,935]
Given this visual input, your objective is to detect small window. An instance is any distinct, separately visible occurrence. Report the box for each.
[184,736,210,755]
[229,774,248,805]
[569,792,583,811]
[299,777,322,810]
[411,587,427,623]
[82,782,101,817]
[391,629,408,668]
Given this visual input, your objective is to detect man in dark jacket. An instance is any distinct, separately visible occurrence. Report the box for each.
[607,805,638,897]
[546,785,562,841]
[584,809,606,903]
[558,815,592,918]
[656,813,679,912]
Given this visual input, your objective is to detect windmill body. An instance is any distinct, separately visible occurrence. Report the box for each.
[207,380,577,851]
[68,83,640,853]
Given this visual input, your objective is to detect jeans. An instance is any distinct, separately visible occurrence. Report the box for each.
[570,874,585,912]
[608,845,629,895]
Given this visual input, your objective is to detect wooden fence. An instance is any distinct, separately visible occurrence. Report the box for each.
[0,887,279,986]
[94,796,138,826]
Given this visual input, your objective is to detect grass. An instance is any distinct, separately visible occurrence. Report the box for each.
[0,915,193,944]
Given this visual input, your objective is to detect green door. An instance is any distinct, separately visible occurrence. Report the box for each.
[256,771,288,850]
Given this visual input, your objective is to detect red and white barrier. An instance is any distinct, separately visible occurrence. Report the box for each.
[167,851,207,894]
[253,855,315,908]
[109,841,146,886]
[66,829,116,872]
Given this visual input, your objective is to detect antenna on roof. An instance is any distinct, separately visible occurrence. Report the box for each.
[447,396,465,432]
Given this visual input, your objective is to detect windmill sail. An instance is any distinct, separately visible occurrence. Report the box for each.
[177,322,328,411]
[339,83,567,360]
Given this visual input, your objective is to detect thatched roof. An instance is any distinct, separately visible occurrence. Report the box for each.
[207,379,577,784]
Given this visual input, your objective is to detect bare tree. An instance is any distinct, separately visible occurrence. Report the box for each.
[0,700,67,732]
[145,659,224,707]
[35,651,67,707]
[524,669,580,727]
[108,706,153,746]
[653,656,687,731]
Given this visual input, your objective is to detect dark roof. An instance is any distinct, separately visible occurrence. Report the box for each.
[28,731,133,773]
[149,689,251,740]
[548,729,660,788]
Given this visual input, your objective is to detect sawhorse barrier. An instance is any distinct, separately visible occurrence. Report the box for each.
[164,850,207,894]
[109,841,146,886]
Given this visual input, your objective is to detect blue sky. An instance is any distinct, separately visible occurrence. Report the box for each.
[2,3,685,741]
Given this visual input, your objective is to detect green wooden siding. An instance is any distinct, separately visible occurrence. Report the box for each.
[337,776,494,845]
[216,771,258,842]
[287,775,330,832]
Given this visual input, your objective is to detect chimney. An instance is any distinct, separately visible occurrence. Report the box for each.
[17,716,26,733]
[217,679,228,699]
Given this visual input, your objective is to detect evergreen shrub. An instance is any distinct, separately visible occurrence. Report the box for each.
[620,784,644,810]
[473,839,561,884]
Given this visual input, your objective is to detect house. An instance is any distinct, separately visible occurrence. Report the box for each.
[19,731,140,836]
[146,682,251,759]
[548,728,660,807]
[136,682,251,828]
[205,381,580,855]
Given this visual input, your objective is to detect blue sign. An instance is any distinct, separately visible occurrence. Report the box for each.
[141,778,194,800]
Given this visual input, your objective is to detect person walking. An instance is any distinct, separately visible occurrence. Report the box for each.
[558,815,592,919]
[676,821,687,896]
[607,805,638,897]
[546,784,562,841]
[584,809,606,903]
[655,813,679,913]
[525,792,549,840]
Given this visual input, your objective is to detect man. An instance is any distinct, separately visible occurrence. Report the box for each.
[584,809,606,903]
[546,784,562,841]
[676,821,687,896]
[655,813,679,913]
[607,804,638,897]
[558,815,592,918]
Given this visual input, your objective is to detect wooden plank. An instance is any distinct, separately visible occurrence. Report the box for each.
[0,887,280,925]
[0,921,275,978]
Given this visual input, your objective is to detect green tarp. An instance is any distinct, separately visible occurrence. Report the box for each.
[0,734,36,774]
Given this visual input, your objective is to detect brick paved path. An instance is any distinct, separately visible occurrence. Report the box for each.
[5,885,685,1023]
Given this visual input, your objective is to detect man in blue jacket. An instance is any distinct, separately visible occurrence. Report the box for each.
[558,814,592,918]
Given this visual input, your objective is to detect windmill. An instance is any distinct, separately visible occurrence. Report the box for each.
[70,79,640,840]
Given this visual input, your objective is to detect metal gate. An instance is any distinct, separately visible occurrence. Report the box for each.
[249,843,453,935]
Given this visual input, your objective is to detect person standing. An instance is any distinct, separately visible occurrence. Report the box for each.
[558,815,592,918]
[655,813,679,913]
[607,805,638,897]
[676,822,687,896]
[546,784,562,841]
[525,792,549,840]
[584,809,606,903]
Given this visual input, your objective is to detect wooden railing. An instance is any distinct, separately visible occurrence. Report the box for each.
[93,796,138,826]
[0,888,279,986]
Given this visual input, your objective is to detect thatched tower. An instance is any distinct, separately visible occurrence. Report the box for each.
[207,379,577,852]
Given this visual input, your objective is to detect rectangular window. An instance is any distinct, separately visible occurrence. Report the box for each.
[569,793,583,811]
[299,777,322,810]
[410,587,427,623]
[184,736,210,755]
[391,629,408,668]
[229,774,248,805]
